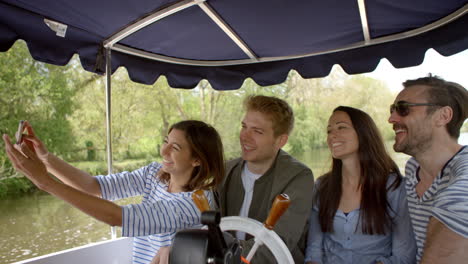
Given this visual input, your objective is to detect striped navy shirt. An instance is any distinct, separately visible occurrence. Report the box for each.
[96,162,214,264]
[405,145,468,262]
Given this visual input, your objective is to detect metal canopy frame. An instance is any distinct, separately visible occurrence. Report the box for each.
[357,0,371,44]
[102,1,468,67]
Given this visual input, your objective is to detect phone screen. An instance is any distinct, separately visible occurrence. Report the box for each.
[16,120,25,144]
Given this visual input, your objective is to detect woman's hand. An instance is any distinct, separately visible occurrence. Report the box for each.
[3,134,53,190]
[150,246,170,264]
[20,121,50,163]
[5,134,122,227]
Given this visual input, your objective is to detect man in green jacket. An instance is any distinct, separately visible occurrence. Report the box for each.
[218,95,314,263]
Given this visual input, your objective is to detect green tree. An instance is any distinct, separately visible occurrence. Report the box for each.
[0,41,80,177]
[1,40,399,181]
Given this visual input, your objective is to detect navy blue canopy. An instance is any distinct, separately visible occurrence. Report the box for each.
[1,0,467,90]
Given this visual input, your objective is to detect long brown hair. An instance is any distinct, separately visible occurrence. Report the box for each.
[317,106,401,235]
[158,120,225,191]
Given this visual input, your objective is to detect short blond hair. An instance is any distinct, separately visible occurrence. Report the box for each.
[244,95,294,136]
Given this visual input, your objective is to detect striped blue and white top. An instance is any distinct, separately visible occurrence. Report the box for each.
[96,162,214,264]
[405,145,468,262]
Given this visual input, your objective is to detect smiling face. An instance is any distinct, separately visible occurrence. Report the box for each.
[327,111,359,160]
[388,85,436,156]
[160,128,199,180]
[239,111,287,170]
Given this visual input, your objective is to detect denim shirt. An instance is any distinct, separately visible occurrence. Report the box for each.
[305,174,416,264]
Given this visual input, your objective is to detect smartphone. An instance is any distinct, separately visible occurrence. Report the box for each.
[16,120,25,144]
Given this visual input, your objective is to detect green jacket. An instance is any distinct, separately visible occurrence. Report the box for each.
[218,150,314,263]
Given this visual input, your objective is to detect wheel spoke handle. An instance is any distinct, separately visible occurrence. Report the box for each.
[264,194,291,230]
[192,189,210,212]
[246,193,291,261]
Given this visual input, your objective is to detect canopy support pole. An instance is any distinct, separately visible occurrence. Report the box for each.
[357,0,371,44]
[105,47,117,240]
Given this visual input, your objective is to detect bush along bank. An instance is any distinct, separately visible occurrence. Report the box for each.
[0,158,155,198]
[0,177,37,198]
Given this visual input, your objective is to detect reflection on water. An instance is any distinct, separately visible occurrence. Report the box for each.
[0,192,110,263]
[294,147,332,178]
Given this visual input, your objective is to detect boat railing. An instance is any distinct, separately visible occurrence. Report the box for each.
[12,237,133,264]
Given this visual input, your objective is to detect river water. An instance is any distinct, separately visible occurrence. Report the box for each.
[0,192,110,263]
[1,134,467,263]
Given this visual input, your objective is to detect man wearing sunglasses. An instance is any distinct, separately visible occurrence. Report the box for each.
[388,75,468,263]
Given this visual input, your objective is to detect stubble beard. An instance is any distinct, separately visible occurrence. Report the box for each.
[393,130,433,157]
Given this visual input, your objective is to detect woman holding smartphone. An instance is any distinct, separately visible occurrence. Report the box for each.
[3,120,225,264]
[305,106,416,264]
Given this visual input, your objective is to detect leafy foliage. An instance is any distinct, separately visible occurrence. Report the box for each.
[0,41,79,177]
[0,177,35,198]
[1,41,396,186]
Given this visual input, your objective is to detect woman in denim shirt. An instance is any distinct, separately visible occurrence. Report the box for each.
[305,106,416,264]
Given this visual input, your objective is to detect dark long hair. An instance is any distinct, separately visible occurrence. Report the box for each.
[317,106,401,235]
[158,120,225,191]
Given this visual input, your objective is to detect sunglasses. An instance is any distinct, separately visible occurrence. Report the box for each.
[390,101,439,116]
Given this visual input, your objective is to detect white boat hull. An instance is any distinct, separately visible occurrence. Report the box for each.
[13,237,133,264]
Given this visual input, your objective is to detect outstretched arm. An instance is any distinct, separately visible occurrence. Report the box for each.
[20,121,101,197]
[421,163,468,263]
[4,134,121,226]
[420,217,468,263]
[151,246,170,264]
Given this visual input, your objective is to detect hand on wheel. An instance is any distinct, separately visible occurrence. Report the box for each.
[150,246,170,264]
